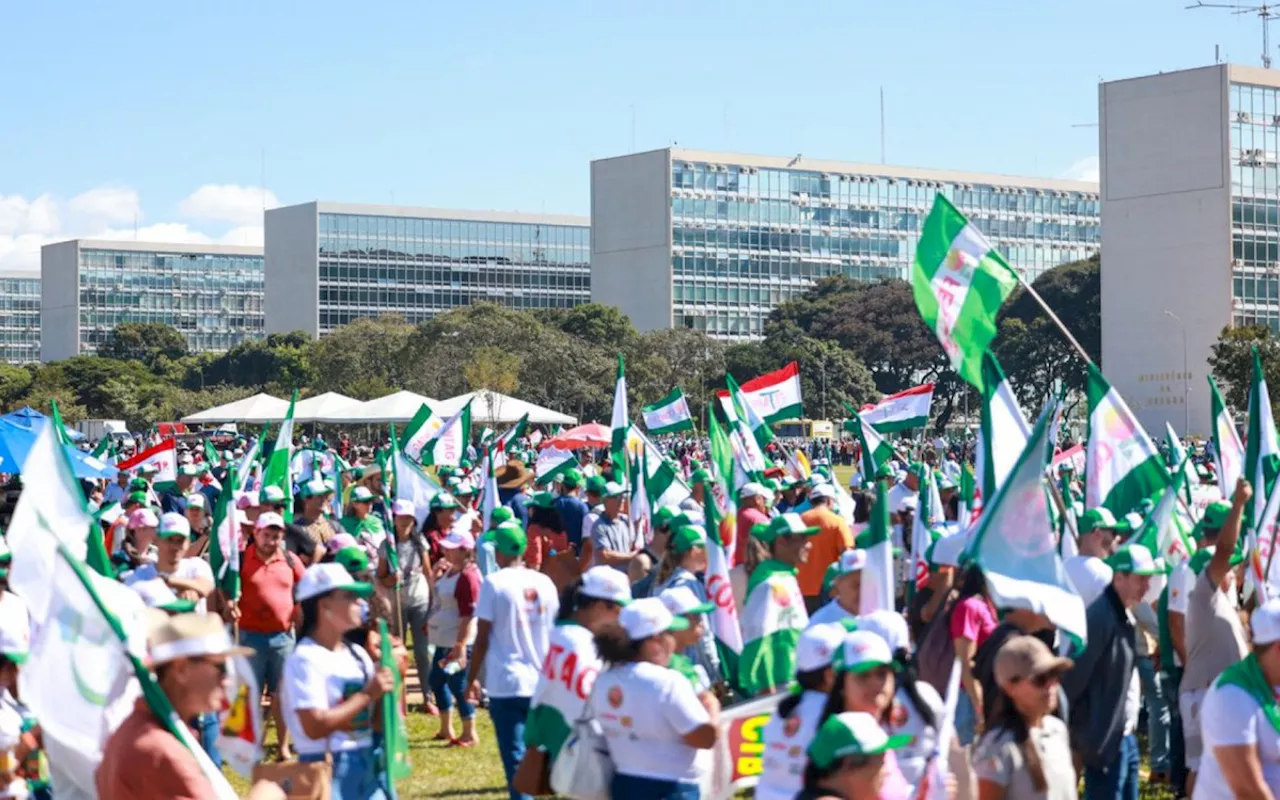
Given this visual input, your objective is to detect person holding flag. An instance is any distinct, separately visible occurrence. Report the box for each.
[1064,508,1123,607]
[654,525,724,689]
[738,513,816,697]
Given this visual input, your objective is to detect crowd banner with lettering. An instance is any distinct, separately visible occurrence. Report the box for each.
[704,694,781,799]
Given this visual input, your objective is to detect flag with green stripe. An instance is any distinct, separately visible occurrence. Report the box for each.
[642,387,695,435]
[1085,365,1170,517]
[610,354,628,470]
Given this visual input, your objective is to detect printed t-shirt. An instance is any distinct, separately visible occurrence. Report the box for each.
[1197,681,1280,799]
[755,691,827,800]
[524,620,602,761]
[281,637,376,755]
[475,565,560,698]
[589,660,710,783]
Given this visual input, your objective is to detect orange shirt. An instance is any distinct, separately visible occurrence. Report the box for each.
[797,506,854,597]
[96,700,215,799]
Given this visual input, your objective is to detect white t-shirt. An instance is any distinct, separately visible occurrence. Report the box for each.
[0,690,25,799]
[123,557,216,614]
[1064,555,1112,607]
[528,621,601,742]
[475,566,560,698]
[1168,561,1194,615]
[756,691,827,800]
[1196,682,1280,799]
[806,599,857,629]
[590,661,710,783]
[888,682,944,792]
[888,483,914,517]
[281,638,376,756]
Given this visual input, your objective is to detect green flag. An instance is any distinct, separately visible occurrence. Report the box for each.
[378,619,412,792]
[642,387,695,435]
[844,402,894,477]
[727,374,775,450]
[610,353,628,469]
[1245,347,1280,533]
[1085,365,1170,517]
[262,390,297,523]
[855,482,894,614]
[210,462,240,600]
[912,194,1020,390]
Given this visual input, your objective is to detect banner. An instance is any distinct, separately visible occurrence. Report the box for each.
[860,383,934,432]
[705,694,782,799]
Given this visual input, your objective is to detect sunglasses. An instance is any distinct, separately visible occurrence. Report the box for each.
[190,656,229,677]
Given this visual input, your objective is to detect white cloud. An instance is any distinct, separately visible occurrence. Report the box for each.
[1059,156,1099,183]
[219,225,265,247]
[95,223,213,245]
[67,187,142,225]
[178,184,278,226]
[0,194,59,237]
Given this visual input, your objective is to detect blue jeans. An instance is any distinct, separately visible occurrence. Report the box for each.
[238,629,295,694]
[1137,656,1170,772]
[955,691,977,746]
[301,748,387,800]
[1164,666,1187,793]
[489,696,532,800]
[612,773,700,799]
[196,712,222,768]
[1084,733,1140,800]
[428,645,474,718]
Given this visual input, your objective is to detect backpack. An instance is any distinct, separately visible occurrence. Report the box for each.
[915,590,960,694]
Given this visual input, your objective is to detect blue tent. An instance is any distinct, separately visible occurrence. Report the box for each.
[2,407,86,440]
[0,418,118,479]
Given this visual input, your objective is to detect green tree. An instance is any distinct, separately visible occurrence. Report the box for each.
[1209,324,1280,413]
[544,303,637,351]
[98,323,188,367]
[310,316,417,397]
[197,331,315,392]
[0,364,34,408]
[632,328,726,429]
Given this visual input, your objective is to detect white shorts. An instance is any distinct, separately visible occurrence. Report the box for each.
[1180,687,1208,770]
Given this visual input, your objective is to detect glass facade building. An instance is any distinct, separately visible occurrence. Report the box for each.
[0,273,40,364]
[265,202,590,337]
[41,240,263,361]
[593,148,1100,340]
[1231,80,1280,330]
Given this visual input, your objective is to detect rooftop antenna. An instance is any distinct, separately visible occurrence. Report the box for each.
[880,87,886,164]
[1187,2,1280,68]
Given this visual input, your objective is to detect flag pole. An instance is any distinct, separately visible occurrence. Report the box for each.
[1015,273,1094,366]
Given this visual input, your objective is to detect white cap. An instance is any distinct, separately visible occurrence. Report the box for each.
[619,597,688,641]
[185,493,207,511]
[439,528,476,550]
[579,566,633,606]
[809,483,836,502]
[295,563,374,603]
[235,491,259,510]
[658,585,715,617]
[255,511,285,530]
[834,548,867,575]
[158,512,191,539]
[1254,597,1280,646]
[837,630,895,673]
[129,508,159,529]
[796,621,846,672]
[739,482,770,500]
[391,498,416,518]
[856,609,911,654]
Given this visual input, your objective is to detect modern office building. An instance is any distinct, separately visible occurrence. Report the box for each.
[1101,63,1279,438]
[591,147,1100,340]
[40,239,264,361]
[264,202,591,336]
[0,272,40,364]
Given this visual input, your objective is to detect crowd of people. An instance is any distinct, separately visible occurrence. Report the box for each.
[0,416,1274,800]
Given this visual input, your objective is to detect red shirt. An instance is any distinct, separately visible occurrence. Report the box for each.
[734,507,771,566]
[239,543,305,634]
[96,699,214,799]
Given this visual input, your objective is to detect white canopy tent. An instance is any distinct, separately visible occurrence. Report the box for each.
[181,393,290,425]
[291,392,366,423]
[435,391,577,426]
[339,390,438,424]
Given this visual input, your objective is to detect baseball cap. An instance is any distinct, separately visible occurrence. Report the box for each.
[659,585,715,616]
[809,483,836,503]
[856,609,911,654]
[994,635,1074,686]
[295,563,374,603]
[796,622,847,672]
[671,525,707,554]
[158,512,192,539]
[807,712,911,770]
[584,475,608,496]
[897,494,918,514]
[178,464,200,478]
[129,478,150,491]
[235,491,259,510]
[1198,500,1231,534]
[1106,543,1164,576]
[350,486,375,503]
[755,513,820,544]
[391,498,416,518]
[325,532,358,556]
[493,522,528,557]
[619,597,689,641]
[873,464,894,480]
[530,491,558,509]
[299,479,333,499]
[334,546,371,575]
[489,506,514,528]
[455,480,476,496]
[653,506,678,531]
[561,469,584,489]
[128,508,159,529]
[185,493,207,511]
[1252,598,1280,646]
[430,492,460,510]
[579,566,633,606]
[148,613,253,666]
[126,490,149,507]
[689,468,711,484]
[1079,507,1119,534]
[835,630,896,674]
[739,482,770,501]
[139,463,159,475]
[601,481,627,499]
[439,528,477,550]
[255,511,286,530]
[260,485,286,505]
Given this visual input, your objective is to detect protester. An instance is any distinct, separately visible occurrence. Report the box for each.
[951,567,998,746]
[589,481,637,572]
[1063,508,1120,606]
[655,524,723,686]
[799,483,855,613]
[800,712,913,800]
[739,513,816,696]
[422,491,461,564]
[809,549,865,627]
[125,512,215,613]
[377,498,431,678]
[552,470,589,554]
[427,527,481,747]
[590,597,719,799]
[735,482,773,566]
[296,478,343,550]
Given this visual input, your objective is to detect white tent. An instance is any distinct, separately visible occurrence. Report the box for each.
[435,391,577,426]
[341,390,438,424]
[291,392,366,423]
[181,393,290,425]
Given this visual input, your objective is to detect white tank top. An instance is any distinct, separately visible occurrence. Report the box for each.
[429,566,478,647]
[754,690,827,800]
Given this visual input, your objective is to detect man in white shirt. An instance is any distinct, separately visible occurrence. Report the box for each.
[125,512,215,614]
[1064,507,1122,606]
[466,522,559,800]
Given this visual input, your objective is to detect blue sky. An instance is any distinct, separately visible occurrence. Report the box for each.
[0,1,1270,269]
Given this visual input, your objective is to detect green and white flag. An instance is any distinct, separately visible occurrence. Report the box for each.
[423,400,472,468]
[1165,422,1199,504]
[976,351,1030,506]
[610,354,629,470]
[627,426,692,509]
[856,482,895,614]
[1085,365,1170,516]
[1210,376,1245,493]
[210,462,240,601]
[401,403,441,463]
[727,373,777,451]
[642,387,695,435]
[1245,347,1280,530]
[966,403,1087,648]
[391,426,442,528]
[912,194,1020,391]
[1132,469,1196,573]
[698,444,743,687]
[262,389,297,523]
[497,413,530,452]
[844,403,895,478]
[631,447,653,546]
[737,558,808,697]
[535,446,578,485]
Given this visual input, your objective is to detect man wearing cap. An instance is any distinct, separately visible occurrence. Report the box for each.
[739,514,818,696]
[683,469,709,516]
[295,478,342,550]
[735,482,773,568]
[1178,479,1252,796]
[103,469,131,506]
[159,464,199,516]
[124,512,215,615]
[1061,543,1165,799]
[553,469,590,555]
[1064,507,1122,606]
[887,466,920,525]
[233,510,306,762]
[589,481,639,573]
[96,613,282,800]
[808,549,866,628]
[257,484,323,566]
[799,483,855,614]
[1196,596,1280,798]
[340,485,387,557]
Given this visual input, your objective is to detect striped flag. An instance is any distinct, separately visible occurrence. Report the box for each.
[262,389,297,523]
[642,387,695,435]
[860,383,934,433]
[1210,376,1244,493]
[727,362,802,424]
[210,462,240,601]
[976,351,1030,505]
[401,403,440,463]
[610,354,628,469]
[535,446,578,485]
[844,404,895,478]
[423,400,471,468]
[1086,365,1170,517]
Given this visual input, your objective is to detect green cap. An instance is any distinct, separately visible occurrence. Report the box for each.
[689,468,711,484]
[755,513,821,544]
[429,492,460,511]
[334,546,371,575]
[807,713,911,770]
[653,506,678,531]
[530,491,558,509]
[1079,507,1119,534]
[157,598,197,614]
[489,507,514,528]
[129,478,149,491]
[874,464,894,480]
[350,486,375,503]
[1106,543,1164,576]
[126,491,149,506]
[1199,500,1231,533]
[561,469,583,489]
[601,481,627,499]
[494,522,528,557]
[584,476,608,496]
[671,525,707,554]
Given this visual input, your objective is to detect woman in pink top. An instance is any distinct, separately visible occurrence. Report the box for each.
[949,568,997,746]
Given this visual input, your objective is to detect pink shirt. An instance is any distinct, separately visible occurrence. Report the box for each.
[877,750,912,800]
[949,595,998,648]
[734,507,771,566]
